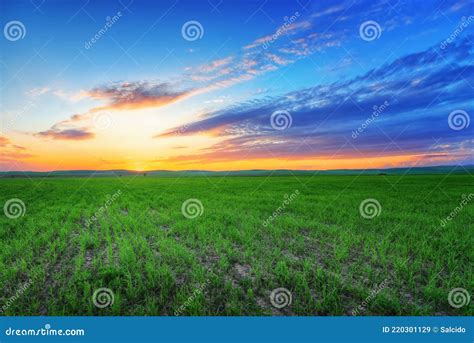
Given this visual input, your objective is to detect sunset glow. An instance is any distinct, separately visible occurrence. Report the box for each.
[1,0,473,171]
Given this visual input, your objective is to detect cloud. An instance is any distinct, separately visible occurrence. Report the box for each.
[27,87,50,97]
[53,89,89,102]
[449,1,469,12]
[265,53,291,65]
[243,36,273,50]
[0,136,10,146]
[194,56,234,74]
[156,37,474,166]
[35,81,194,140]
[0,136,27,150]
[34,1,462,150]
[310,4,345,18]
[0,136,34,164]
[36,3,351,143]
[86,81,192,112]
[185,7,344,92]
[244,18,312,50]
[36,128,95,140]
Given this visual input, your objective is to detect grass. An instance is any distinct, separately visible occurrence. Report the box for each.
[0,174,472,316]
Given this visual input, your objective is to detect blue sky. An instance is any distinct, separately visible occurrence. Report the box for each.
[0,0,473,171]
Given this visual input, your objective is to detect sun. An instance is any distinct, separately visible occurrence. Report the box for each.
[129,164,147,172]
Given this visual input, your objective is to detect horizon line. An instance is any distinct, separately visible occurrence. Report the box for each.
[1,163,473,174]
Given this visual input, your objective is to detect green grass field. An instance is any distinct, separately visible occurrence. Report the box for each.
[1,174,472,316]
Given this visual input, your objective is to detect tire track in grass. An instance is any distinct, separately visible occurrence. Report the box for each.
[237,225,389,315]
[146,235,202,315]
[110,206,197,314]
[284,226,437,315]
[167,229,247,315]
[39,225,82,315]
[289,228,393,314]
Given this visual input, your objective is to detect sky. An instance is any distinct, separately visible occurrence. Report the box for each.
[0,0,473,172]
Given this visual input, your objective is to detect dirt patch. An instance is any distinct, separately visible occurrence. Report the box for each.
[111,242,119,265]
[84,249,94,269]
[282,250,300,262]
[234,263,252,280]
[171,231,220,273]
[108,226,120,267]
[145,237,161,259]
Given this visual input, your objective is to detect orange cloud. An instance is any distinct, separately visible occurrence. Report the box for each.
[0,136,34,164]
[0,136,10,146]
[34,81,195,141]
